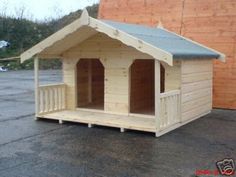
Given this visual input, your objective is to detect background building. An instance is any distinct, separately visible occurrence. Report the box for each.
[98,0,236,109]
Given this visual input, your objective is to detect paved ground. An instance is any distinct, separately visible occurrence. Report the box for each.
[0,70,235,177]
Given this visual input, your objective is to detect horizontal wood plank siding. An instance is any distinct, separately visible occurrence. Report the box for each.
[164,61,181,92]
[63,33,150,113]
[181,59,212,122]
[105,67,130,113]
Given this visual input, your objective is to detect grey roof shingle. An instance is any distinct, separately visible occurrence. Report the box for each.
[102,20,220,59]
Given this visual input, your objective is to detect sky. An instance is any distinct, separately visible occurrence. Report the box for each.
[0,0,99,21]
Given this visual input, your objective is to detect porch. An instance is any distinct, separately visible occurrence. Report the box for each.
[40,110,156,133]
[36,83,181,136]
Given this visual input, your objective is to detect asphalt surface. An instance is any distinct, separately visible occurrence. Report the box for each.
[0,70,235,177]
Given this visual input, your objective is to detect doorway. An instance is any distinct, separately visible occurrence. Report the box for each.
[130,59,165,115]
[77,59,104,110]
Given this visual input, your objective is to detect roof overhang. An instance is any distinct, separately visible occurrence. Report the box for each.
[20,9,173,65]
[159,28,226,62]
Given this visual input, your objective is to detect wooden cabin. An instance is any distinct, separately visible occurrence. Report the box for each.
[20,10,225,137]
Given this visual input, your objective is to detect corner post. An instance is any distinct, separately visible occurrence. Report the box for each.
[155,60,161,137]
[34,56,39,120]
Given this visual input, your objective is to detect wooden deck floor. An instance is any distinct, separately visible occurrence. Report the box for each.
[39,110,156,133]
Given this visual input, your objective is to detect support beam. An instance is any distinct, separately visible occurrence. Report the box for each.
[88,123,93,128]
[88,59,92,103]
[59,120,64,124]
[34,56,39,120]
[155,60,161,137]
[120,128,126,133]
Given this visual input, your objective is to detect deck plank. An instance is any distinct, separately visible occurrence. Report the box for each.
[39,110,156,133]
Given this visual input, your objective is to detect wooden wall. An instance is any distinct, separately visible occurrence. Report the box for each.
[181,59,213,122]
[163,60,181,92]
[99,0,236,109]
[63,33,153,113]
[62,32,183,114]
[103,59,131,114]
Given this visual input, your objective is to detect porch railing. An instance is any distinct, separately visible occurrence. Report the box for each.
[160,90,181,130]
[38,83,66,115]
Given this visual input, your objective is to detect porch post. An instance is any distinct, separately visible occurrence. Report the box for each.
[155,60,161,136]
[88,59,92,103]
[34,56,39,120]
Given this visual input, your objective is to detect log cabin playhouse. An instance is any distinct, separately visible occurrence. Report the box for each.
[21,10,225,137]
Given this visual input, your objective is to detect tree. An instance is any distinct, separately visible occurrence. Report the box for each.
[0,3,99,70]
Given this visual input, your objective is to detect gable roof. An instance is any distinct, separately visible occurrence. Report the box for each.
[20,9,225,66]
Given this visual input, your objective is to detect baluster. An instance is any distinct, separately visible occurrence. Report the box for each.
[41,89,44,113]
[49,88,52,111]
[58,86,60,110]
[39,89,42,113]
[168,96,171,126]
[161,98,163,129]
[173,95,176,123]
[57,87,60,110]
[162,97,167,129]
[164,98,167,127]
[163,97,166,127]
[50,88,53,112]
[178,94,181,122]
[169,96,172,125]
[60,86,63,109]
[160,98,163,129]
[172,95,177,124]
[54,87,58,110]
[51,87,54,111]
[48,88,50,112]
[170,95,173,124]
[53,87,56,110]
[176,95,179,123]
[58,86,62,110]
[42,89,45,113]
[172,95,175,124]
[62,86,65,109]
[45,88,49,113]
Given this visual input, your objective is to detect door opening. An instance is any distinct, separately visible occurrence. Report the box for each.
[77,59,104,110]
[130,59,165,115]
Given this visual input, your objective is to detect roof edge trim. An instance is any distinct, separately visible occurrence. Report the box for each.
[159,27,226,62]
[88,17,173,65]
[20,9,90,63]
